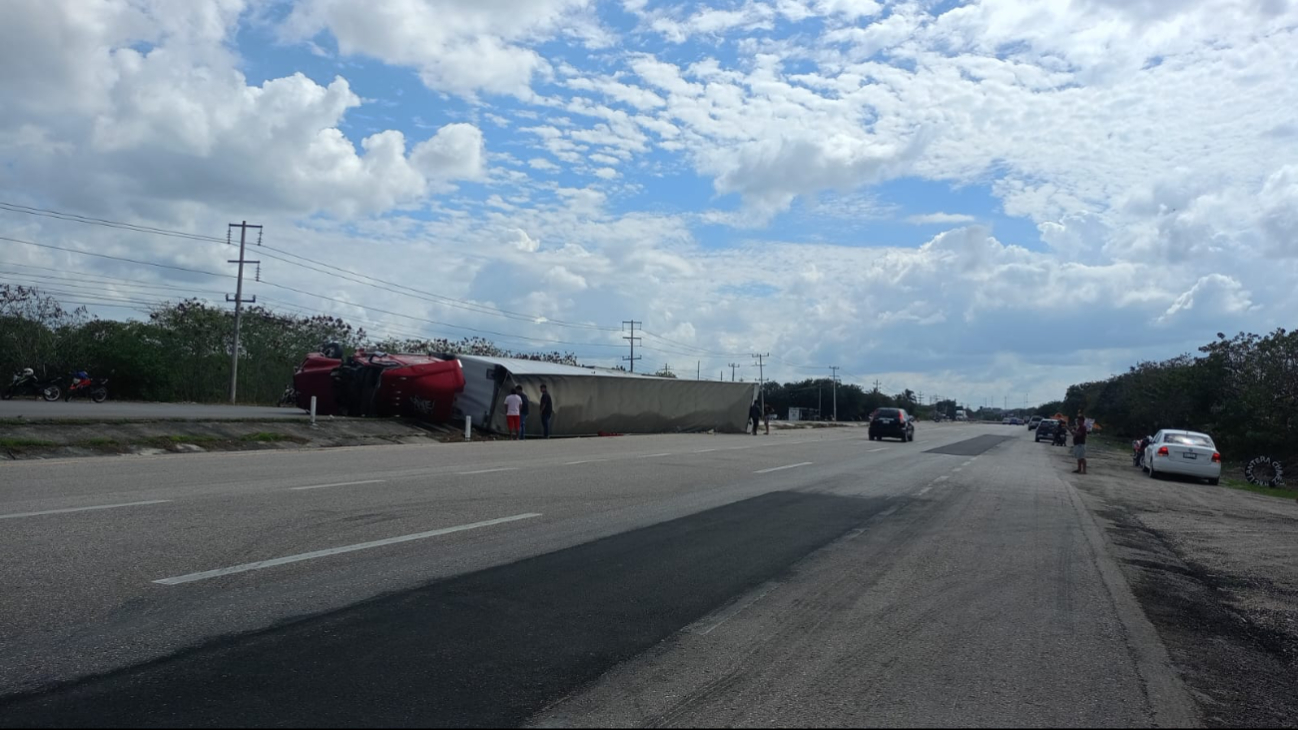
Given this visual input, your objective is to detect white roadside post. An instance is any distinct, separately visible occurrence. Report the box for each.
[465,415,472,441]
[310,396,317,427]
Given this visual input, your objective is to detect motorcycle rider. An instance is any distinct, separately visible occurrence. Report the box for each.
[1133,434,1153,467]
[65,369,90,401]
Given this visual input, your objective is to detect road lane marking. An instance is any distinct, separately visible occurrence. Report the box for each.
[693,448,719,453]
[754,461,813,474]
[0,500,171,520]
[953,467,963,472]
[565,459,604,465]
[936,475,949,482]
[918,486,932,496]
[290,479,386,491]
[457,467,518,475]
[153,513,543,585]
[867,448,888,453]
[639,453,672,458]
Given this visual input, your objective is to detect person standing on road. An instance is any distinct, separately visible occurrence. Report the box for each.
[539,384,553,439]
[516,385,530,440]
[749,400,762,435]
[1073,414,1088,474]
[504,388,522,439]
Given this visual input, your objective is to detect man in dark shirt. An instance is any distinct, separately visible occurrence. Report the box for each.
[1073,415,1088,474]
[539,384,554,439]
[749,401,762,435]
[516,385,530,440]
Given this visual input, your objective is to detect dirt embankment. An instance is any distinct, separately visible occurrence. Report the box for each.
[0,417,450,460]
[1065,441,1298,727]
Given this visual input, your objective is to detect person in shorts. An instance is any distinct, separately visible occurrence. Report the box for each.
[504,388,522,438]
[1072,415,1088,474]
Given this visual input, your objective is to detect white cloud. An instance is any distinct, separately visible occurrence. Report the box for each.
[544,265,588,291]
[0,0,487,219]
[4,0,1297,405]
[907,212,976,225]
[282,0,602,97]
[508,228,540,252]
[1157,274,1254,324]
[410,123,486,181]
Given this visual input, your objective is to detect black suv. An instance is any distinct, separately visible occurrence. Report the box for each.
[869,408,914,442]
[1034,419,1059,442]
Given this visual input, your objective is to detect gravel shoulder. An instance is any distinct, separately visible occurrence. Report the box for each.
[1062,439,1298,727]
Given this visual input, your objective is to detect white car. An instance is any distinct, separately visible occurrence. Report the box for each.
[1144,429,1221,485]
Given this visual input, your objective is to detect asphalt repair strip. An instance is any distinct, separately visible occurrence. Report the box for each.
[0,491,891,728]
[924,434,1017,457]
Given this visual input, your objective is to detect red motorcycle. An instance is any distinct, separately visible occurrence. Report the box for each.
[64,372,109,403]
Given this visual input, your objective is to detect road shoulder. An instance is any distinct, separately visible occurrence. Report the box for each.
[1064,440,1298,727]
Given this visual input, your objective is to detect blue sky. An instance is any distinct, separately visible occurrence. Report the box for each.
[1,0,1295,405]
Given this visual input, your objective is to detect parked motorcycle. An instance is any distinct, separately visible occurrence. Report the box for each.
[2,369,62,402]
[277,384,298,407]
[1053,424,1068,446]
[63,372,109,403]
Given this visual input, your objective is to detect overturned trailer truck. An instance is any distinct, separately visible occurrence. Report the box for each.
[292,344,465,420]
[451,355,756,437]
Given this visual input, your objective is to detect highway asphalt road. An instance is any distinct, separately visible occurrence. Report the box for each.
[0,423,1199,727]
[0,400,306,420]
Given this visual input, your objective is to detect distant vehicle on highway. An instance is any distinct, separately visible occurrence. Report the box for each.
[1034,419,1060,442]
[1144,429,1221,485]
[955,409,967,421]
[1028,415,1043,430]
[1002,417,1012,425]
[869,408,915,442]
[1009,417,1023,425]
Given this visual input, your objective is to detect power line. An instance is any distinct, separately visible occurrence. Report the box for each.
[0,233,633,353]
[0,199,617,333]
[0,234,234,279]
[0,201,229,244]
[0,268,228,297]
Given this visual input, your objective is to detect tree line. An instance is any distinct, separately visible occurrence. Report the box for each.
[1,285,579,405]
[759,379,946,421]
[1054,328,1297,460]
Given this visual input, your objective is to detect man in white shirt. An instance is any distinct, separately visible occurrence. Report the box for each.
[504,389,523,439]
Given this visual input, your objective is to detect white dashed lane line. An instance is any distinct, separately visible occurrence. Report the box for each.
[457,468,519,476]
[153,513,543,585]
[290,479,386,492]
[754,462,813,474]
[0,500,172,520]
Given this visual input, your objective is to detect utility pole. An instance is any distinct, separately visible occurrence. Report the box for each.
[728,362,740,381]
[828,365,840,421]
[621,320,642,373]
[872,378,882,393]
[752,353,769,433]
[226,221,261,405]
[697,360,700,380]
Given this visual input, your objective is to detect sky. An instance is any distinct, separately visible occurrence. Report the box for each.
[1,0,1295,407]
